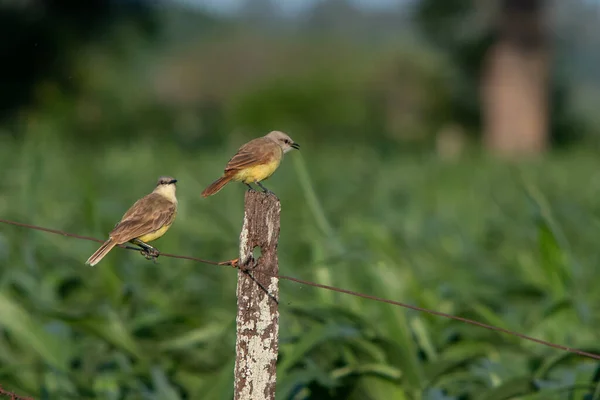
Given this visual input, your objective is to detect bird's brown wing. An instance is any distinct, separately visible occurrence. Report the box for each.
[109,193,176,244]
[224,138,281,174]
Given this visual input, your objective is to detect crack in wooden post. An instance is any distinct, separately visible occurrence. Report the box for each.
[234,191,280,400]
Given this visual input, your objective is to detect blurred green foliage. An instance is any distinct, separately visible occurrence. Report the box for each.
[14,27,455,150]
[3,1,596,149]
[2,1,600,399]
[1,132,600,399]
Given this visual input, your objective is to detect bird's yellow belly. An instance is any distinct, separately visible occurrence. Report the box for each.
[137,222,173,243]
[234,159,281,184]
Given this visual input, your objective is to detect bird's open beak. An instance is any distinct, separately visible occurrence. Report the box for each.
[170,179,178,184]
[291,142,300,150]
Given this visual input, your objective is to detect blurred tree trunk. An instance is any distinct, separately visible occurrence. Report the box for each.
[481,0,550,155]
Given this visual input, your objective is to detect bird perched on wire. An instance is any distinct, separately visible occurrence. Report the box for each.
[201,130,300,197]
[85,176,178,266]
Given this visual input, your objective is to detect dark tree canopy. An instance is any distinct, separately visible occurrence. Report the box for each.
[414,0,583,148]
[0,0,155,120]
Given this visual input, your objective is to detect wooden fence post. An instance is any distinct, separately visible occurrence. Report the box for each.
[234,191,281,400]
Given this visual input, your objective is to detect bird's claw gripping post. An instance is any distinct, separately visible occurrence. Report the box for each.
[256,181,276,197]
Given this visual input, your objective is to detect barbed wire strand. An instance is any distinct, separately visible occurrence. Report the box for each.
[1,218,600,362]
[0,385,34,400]
[0,219,233,266]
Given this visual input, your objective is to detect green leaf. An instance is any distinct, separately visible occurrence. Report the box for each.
[424,353,483,387]
[354,374,409,400]
[279,323,353,374]
[277,369,320,400]
[58,310,144,360]
[537,220,569,299]
[151,367,182,400]
[377,297,424,390]
[0,292,70,370]
[195,359,235,400]
[476,378,538,400]
[534,349,600,379]
[159,323,228,351]
[330,363,402,381]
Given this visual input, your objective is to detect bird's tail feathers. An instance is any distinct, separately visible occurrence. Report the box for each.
[201,175,232,197]
[85,239,117,266]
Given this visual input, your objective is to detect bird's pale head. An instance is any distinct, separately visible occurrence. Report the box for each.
[157,176,178,186]
[154,176,178,200]
[265,130,300,153]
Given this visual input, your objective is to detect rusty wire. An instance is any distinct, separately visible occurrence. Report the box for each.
[1,218,599,362]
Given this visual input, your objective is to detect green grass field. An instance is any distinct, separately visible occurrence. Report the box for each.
[1,133,599,399]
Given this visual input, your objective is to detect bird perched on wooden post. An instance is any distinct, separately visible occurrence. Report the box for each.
[201,131,300,197]
[85,176,178,266]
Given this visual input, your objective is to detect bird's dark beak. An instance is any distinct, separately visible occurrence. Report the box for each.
[170,179,178,184]
[291,142,300,150]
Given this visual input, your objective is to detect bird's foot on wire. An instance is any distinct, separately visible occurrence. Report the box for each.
[129,239,159,262]
[139,246,160,262]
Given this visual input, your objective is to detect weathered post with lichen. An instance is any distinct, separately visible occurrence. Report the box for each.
[234,191,280,400]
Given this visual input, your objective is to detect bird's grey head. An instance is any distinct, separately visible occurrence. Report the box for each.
[265,130,300,153]
[156,176,178,186]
